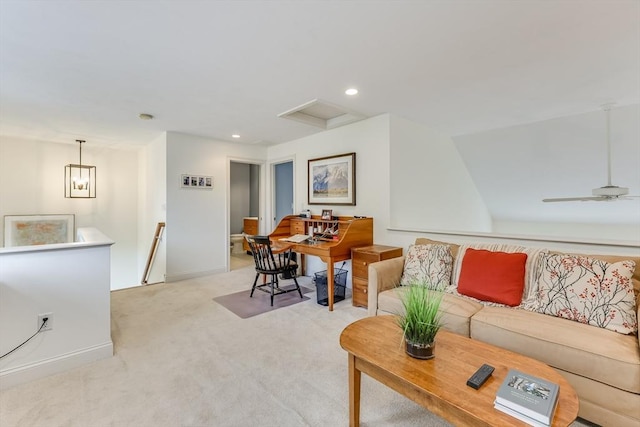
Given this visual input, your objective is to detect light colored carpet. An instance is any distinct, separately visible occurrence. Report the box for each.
[230,252,254,271]
[0,266,593,426]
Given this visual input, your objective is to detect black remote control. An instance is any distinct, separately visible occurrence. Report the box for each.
[466,364,494,389]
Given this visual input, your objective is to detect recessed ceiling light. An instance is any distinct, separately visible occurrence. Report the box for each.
[232,134,240,138]
[139,113,154,120]
[345,88,358,96]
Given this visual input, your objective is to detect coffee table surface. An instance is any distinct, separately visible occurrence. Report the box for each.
[340,315,579,426]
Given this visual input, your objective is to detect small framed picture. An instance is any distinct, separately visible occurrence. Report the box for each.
[181,174,213,190]
[321,209,333,220]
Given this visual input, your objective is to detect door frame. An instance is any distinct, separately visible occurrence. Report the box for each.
[270,155,297,230]
[227,156,266,271]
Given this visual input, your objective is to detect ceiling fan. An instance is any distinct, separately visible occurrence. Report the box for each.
[543,103,639,203]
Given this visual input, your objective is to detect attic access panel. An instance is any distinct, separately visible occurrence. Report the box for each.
[278,99,366,130]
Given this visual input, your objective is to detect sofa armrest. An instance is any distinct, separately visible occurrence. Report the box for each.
[367,256,405,316]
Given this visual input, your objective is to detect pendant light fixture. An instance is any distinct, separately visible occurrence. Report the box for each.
[64,140,96,198]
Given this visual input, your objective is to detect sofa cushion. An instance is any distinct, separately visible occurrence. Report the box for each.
[562,253,640,293]
[378,288,483,337]
[534,253,638,334]
[457,249,528,306]
[399,244,453,288]
[449,243,547,309]
[471,306,640,394]
[415,238,460,259]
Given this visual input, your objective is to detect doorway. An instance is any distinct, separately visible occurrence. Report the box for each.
[230,161,260,271]
[273,160,294,228]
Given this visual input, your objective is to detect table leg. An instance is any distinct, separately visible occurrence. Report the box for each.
[348,353,361,427]
[327,261,334,311]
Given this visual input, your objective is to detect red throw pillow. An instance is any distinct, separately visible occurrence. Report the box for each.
[457,248,528,306]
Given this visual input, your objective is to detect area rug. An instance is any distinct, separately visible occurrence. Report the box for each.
[213,285,313,318]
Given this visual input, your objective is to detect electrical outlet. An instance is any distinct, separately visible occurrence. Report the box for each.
[37,313,53,331]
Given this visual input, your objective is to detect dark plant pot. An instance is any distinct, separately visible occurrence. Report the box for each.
[405,340,435,360]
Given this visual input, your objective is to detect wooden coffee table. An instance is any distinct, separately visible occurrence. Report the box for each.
[339,315,579,426]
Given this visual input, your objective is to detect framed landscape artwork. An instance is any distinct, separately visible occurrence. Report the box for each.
[308,152,356,205]
[4,214,75,247]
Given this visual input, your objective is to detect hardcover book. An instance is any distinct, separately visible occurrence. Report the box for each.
[494,402,551,427]
[494,369,559,426]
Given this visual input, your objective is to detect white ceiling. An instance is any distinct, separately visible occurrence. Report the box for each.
[1,1,639,148]
[1,1,639,235]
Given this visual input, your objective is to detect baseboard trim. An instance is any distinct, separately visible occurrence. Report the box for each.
[0,341,113,390]
[165,267,225,282]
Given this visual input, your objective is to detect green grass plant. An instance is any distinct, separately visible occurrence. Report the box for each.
[397,281,444,345]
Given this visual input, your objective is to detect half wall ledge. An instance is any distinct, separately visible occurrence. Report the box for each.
[0,227,114,389]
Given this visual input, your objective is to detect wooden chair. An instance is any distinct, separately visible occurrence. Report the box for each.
[245,235,303,306]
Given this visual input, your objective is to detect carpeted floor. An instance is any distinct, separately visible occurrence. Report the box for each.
[0,266,594,426]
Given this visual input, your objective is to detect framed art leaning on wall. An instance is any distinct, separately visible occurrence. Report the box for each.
[308,152,356,205]
[3,214,75,247]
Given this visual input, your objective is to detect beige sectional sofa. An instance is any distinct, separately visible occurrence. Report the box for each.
[367,238,640,427]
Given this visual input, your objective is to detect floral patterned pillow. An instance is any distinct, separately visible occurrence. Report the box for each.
[400,244,453,289]
[534,253,638,334]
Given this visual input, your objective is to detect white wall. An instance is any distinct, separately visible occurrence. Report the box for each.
[453,104,640,243]
[492,219,639,243]
[0,136,140,289]
[164,132,266,281]
[389,115,492,232]
[138,133,167,285]
[0,229,113,389]
[266,114,639,282]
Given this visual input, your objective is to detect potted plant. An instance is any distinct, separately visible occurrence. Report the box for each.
[397,280,445,359]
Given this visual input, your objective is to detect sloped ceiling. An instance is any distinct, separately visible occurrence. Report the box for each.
[1,1,639,234]
[453,104,640,227]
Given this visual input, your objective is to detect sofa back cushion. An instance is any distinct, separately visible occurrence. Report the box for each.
[415,238,460,260]
[452,243,548,308]
[534,253,638,334]
[400,244,453,288]
[413,237,640,307]
[457,248,528,306]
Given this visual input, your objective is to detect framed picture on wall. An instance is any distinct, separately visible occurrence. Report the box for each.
[181,174,213,189]
[308,152,356,205]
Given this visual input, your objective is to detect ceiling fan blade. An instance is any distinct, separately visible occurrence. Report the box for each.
[543,105,636,203]
[542,196,606,202]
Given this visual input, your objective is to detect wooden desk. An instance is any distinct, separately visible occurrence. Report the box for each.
[269,215,373,311]
[340,316,579,427]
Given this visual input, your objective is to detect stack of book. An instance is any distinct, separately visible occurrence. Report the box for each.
[494,369,559,427]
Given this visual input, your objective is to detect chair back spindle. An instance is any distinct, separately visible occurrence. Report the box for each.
[244,234,302,306]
